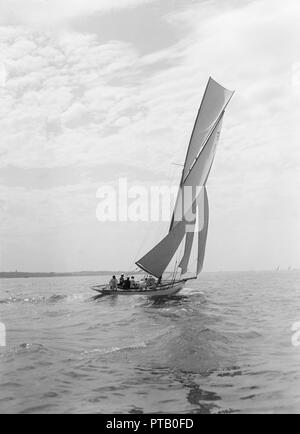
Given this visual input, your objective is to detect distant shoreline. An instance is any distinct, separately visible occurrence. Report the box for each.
[0,271,140,279]
[0,269,298,279]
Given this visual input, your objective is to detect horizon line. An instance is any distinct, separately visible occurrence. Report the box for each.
[0,268,298,277]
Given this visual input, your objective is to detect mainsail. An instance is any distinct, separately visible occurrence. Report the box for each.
[136,78,234,278]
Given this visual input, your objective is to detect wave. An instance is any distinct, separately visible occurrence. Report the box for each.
[82,342,148,356]
[216,366,244,378]
[0,343,51,360]
[82,326,174,358]
[47,294,68,304]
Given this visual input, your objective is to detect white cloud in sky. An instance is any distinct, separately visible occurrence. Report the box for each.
[0,0,153,27]
[0,61,7,86]
[0,0,299,271]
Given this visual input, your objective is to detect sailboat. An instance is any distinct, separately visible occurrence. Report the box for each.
[91,77,234,297]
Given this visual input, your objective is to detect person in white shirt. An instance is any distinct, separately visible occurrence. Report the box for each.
[109,275,118,291]
[130,276,137,289]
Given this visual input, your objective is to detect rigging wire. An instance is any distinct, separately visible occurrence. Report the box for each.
[131,162,182,277]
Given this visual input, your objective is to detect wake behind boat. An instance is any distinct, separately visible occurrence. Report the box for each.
[91,279,190,297]
[91,77,234,298]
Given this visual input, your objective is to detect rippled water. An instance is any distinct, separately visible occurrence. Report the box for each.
[0,271,299,414]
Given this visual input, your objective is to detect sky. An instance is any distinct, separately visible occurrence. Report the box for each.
[0,0,299,272]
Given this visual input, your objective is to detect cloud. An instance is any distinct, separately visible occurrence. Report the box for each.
[0,0,154,27]
[0,61,8,86]
[61,102,91,128]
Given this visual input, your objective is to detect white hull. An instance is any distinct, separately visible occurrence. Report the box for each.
[91,280,185,298]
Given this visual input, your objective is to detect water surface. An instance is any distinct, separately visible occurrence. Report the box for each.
[0,271,299,414]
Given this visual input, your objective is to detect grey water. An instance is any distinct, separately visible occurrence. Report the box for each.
[0,271,299,414]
